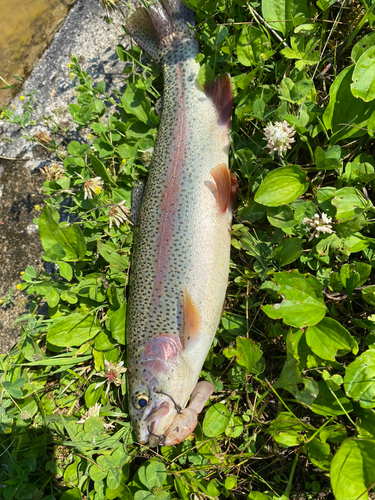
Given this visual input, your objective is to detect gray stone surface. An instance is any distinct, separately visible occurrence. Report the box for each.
[0,0,132,353]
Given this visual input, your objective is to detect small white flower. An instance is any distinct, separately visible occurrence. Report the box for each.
[264,120,295,156]
[108,201,130,228]
[83,177,103,199]
[77,402,115,430]
[95,360,127,394]
[77,403,101,424]
[142,147,154,167]
[302,212,334,238]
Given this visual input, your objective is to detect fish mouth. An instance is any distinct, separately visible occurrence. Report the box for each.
[143,399,176,446]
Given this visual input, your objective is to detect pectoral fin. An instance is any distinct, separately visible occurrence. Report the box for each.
[183,288,200,350]
[210,163,231,213]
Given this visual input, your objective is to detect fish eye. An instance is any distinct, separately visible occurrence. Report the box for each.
[133,392,149,410]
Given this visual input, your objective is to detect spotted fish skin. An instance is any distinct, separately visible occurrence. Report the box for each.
[126,0,235,447]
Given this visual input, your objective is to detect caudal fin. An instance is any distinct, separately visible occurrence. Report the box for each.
[125,0,196,64]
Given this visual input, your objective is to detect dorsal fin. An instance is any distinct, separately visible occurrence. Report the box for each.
[204,73,233,130]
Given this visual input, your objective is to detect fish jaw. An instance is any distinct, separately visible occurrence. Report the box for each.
[135,393,177,446]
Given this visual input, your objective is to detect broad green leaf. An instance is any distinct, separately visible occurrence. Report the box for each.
[145,461,167,489]
[90,463,107,482]
[97,241,129,271]
[267,205,295,230]
[134,491,156,500]
[94,330,114,351]
[356,408,375,439]
[121,84,151,124]
[110,302,127,345]
[352,32,375,63]
[268,412,309,447]
[261,0,307,35]
[274,238,303,266]
[280,36,320,70]
[221,312,247,337]
[274,331,319,405]
[254,166,308,207]
[223,337,263,373]
[47,313,101,347]
[203,403,230,437]
[248,493,272,500]
[57,261,73,282]
[237,25,272,67]
[90,155,115,185]
[340,262,372,298]
[2,377,26,399]
[323,66,375,144]
[306,438,332,472]
[60,488,82,500]
[351,46,375,102]
[306,317,358,361]
[368,109,375,136]
[331,438,375,500]
[239,201,266,223]
[107,467,121,490]
[67,141,90,157]
[68,103,92,126]
[279,77,314,104]
[39,207,86,261]
[362,286,375,307]
[224,477,238,490]
[332,187,371,221]
[262,270,327,327]
[315,146,342,170]
[225,415,243,438]
[85,383,104,407]
[311,382,353,417]
[344,350,375,408]
[197,63,214,88]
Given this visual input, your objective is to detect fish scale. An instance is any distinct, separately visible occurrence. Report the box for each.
[126,0,236,447]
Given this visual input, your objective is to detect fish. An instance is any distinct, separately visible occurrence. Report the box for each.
[126,0,237,447]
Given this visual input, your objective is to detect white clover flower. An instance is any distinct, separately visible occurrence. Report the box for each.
[83,177,103,199]
[95,360,127,394]
[77,403,101,424]
[142,147,154,167]
[77,403,115,430]
[302,212,334,238]
[108,201,130,229]
[264,120,295,156]
[41,162,65,181]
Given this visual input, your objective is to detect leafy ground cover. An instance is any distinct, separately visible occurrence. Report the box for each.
[2,0,375,498]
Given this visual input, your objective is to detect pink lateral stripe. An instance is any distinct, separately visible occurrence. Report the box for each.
[151,63,187,305]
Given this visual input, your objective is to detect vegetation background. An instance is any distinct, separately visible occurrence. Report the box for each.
[1,0,375,499]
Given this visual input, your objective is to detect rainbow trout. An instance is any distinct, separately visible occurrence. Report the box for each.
[126,0,237,447]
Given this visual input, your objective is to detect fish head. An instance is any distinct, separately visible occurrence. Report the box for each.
[129,334,194,446]
[130,385,177,446]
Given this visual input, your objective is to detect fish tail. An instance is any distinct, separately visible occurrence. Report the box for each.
[125,0,196,65]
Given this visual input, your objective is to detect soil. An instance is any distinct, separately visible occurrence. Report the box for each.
[0,0,76,107]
